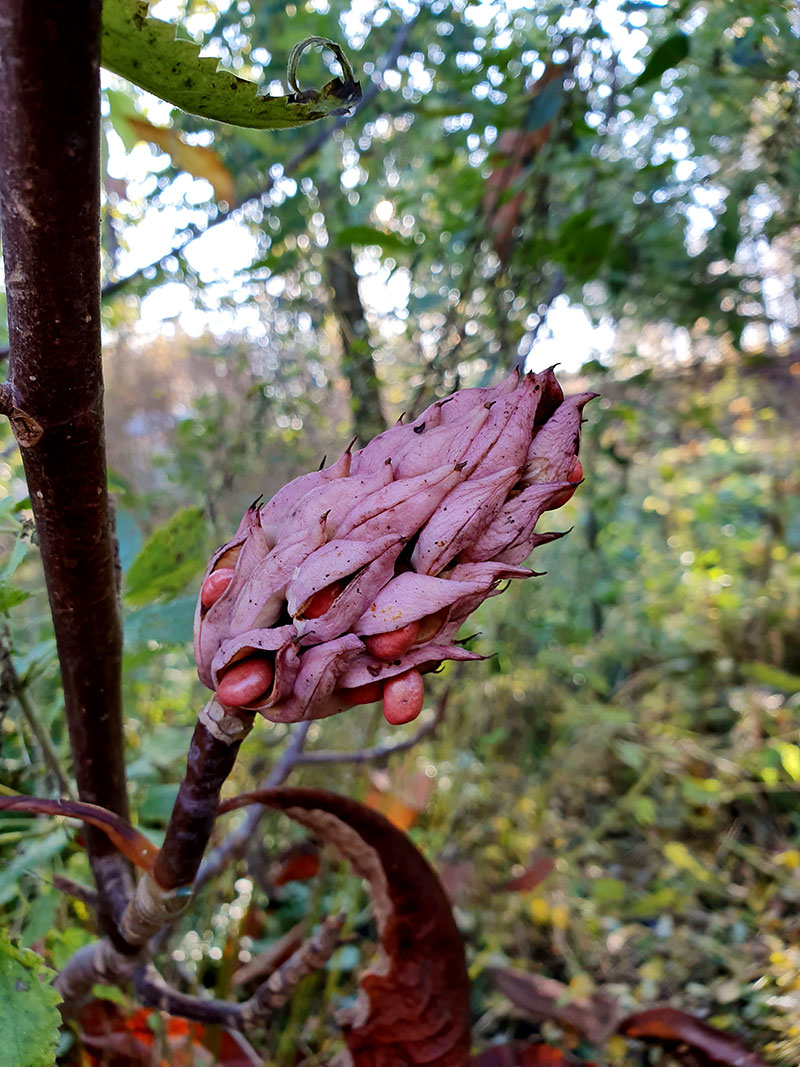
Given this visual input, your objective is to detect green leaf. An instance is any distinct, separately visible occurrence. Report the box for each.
[634,32,690,88]
[138,783,180,825]
[741,661,800,694]
[524,78,564,132]
[590,877,627,904]
[124,507,207,606]
[101,3,361,129]
[20,892,59,950]
[105,88,142,153]
[663,840,711,882]
[0,830,69,906]
[2,533,28,580]
[0,582,30,613]
[0,935,61,1067]
[90,984,130,1007]
[124,593,197,648]
[336,225,412,254]
[115,508,143,576]
[777,742,800,783]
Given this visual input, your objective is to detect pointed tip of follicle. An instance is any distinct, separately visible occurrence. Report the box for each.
[345,436,358,454]
[317,454,327,471]
[455,631,482,646]
[249,494,264,511]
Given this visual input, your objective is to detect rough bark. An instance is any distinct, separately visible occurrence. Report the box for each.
[0,0,132,933]
[326,245,387,443]
[154,704,254,890]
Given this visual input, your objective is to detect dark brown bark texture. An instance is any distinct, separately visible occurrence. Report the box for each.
[154,721,248,890]
[326,245,387,443]
[0,0,132,930]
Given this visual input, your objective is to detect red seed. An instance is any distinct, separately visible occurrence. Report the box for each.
[217,656,274,707]
[200,567,235,609]
[383,669,425,726]
[339,681,383,707]
[302,579,348,619]
[364,620,420,660]
[545,456,583,510]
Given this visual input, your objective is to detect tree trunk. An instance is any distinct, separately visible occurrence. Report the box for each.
[0,0,132,936]
[326,245,386,443]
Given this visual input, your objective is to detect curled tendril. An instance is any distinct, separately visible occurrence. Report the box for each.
[287,36,357,97]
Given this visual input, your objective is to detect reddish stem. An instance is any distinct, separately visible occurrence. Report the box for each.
[0,0,132,935]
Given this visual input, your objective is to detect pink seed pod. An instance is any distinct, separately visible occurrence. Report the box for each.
[193,368,594,722]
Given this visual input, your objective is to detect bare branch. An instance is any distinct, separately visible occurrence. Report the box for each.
[195,720,311,890]
[296,688,449,766]
[240,914,345,1030]
[232,921,306,988]
[52,875,100,911]
[134,963,244,1028]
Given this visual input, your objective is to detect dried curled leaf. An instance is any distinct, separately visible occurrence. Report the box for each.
[218,787,471,1065]
[488,967,620,1046]
[101,0,361,129]
[619,1008,769,1067]
[0,795,159,874]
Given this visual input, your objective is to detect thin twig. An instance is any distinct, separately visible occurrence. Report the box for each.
[1,622,73,796]
[135,963,244,1028]
[134,914,344,1036]
[52,875,99,911]
[296,690,449,766]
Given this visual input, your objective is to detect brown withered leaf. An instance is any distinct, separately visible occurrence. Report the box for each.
[620,1008,769,1067]
[482,64,564,261]
[218,788,471,1065]
[489,967,620,1046]
[471,1043,592,1067]
[364,766,435,831]
[125,118,236,204]
[501,852,555,893]
[269,839,321,887]
[0,794,159,872]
